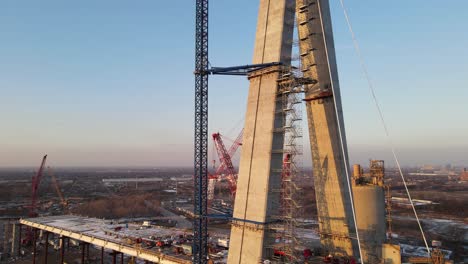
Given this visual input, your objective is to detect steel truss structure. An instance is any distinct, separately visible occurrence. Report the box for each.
[194,0,209,263]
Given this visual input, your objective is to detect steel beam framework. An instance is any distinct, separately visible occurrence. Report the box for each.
[194,0,209,263]
[207,62,282,76]
[19,219,189,264]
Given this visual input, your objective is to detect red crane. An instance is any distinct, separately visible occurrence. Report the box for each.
[212,132,240,198]
[208,129,243,202]
[215,129,243,176]
[22,154,47,245]
[29,154,47,217]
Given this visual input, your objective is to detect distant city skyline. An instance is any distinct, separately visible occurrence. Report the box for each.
[0,1,467,167]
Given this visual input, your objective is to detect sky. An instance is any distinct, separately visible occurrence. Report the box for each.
[0,0,467,167]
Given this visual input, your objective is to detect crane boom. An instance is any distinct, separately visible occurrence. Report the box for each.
[22,154,47,245]
[47,166,67,210]
[208,129,243,203]
[215,129,243,176]
[29,155,47,217]
[212,133,237,197]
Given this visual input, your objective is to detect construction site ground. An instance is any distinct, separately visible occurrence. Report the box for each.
[1,168,467,262]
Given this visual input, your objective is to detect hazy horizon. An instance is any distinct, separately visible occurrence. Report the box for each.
[1,144,466,168]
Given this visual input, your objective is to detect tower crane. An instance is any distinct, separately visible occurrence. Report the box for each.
[193,0,209,261]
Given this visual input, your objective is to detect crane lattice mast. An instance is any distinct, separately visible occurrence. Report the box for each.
[193,0,209,263]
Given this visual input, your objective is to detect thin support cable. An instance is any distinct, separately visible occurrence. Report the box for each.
[316,0,364,262]
[338,0,430,256]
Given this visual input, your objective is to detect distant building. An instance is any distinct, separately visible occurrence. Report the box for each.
[102,177,163,184]
[460,168,468,181]
[420,164,436,174]
[391,197,438,208]
[445,163,452,171]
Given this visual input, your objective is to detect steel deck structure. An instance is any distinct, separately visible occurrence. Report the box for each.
[19,216,191,264]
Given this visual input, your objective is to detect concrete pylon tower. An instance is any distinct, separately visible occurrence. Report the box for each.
[298,0,358,257]
[228,0,358,262]
[227,0,295,263]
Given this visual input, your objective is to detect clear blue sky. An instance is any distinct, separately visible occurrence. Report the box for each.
[0,0,466,167]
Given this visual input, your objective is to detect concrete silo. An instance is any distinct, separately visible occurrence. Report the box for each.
[352,160,387,263]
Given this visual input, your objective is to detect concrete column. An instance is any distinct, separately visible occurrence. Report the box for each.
[112,251,117,264]
[228,0,295,263]
[81,243,85,264]
[17,224,22,256]
[44,232,49,264]
[60,236,65,264]
[120,252,124,263]
[11,223,20,256]
[86,243,90,261]
[101,246,104,264]
[3,221,10,256]
[32,229,37,264]
[297,0,357,256]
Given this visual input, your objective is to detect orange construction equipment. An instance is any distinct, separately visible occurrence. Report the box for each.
[47,166,68,211]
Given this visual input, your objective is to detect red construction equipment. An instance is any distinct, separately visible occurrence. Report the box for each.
[22,154,47,245]
[214,129,243,176]
[208,129,243,202]
[29,154,47,217]
[280,153,291,212]
[212,131,241,198]
[282,153,291,179]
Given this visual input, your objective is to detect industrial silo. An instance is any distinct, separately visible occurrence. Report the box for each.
[353,184,386,263]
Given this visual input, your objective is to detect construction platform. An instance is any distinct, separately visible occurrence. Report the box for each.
[19,215,192,264]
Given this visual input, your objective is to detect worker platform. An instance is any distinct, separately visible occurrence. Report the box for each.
[19,215,192,264]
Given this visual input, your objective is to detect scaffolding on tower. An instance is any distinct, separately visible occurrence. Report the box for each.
[269,45,315,262]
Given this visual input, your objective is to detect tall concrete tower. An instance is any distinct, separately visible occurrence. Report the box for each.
[227,1,295,263]
[228,0,358,262]
[298,0,358,257]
